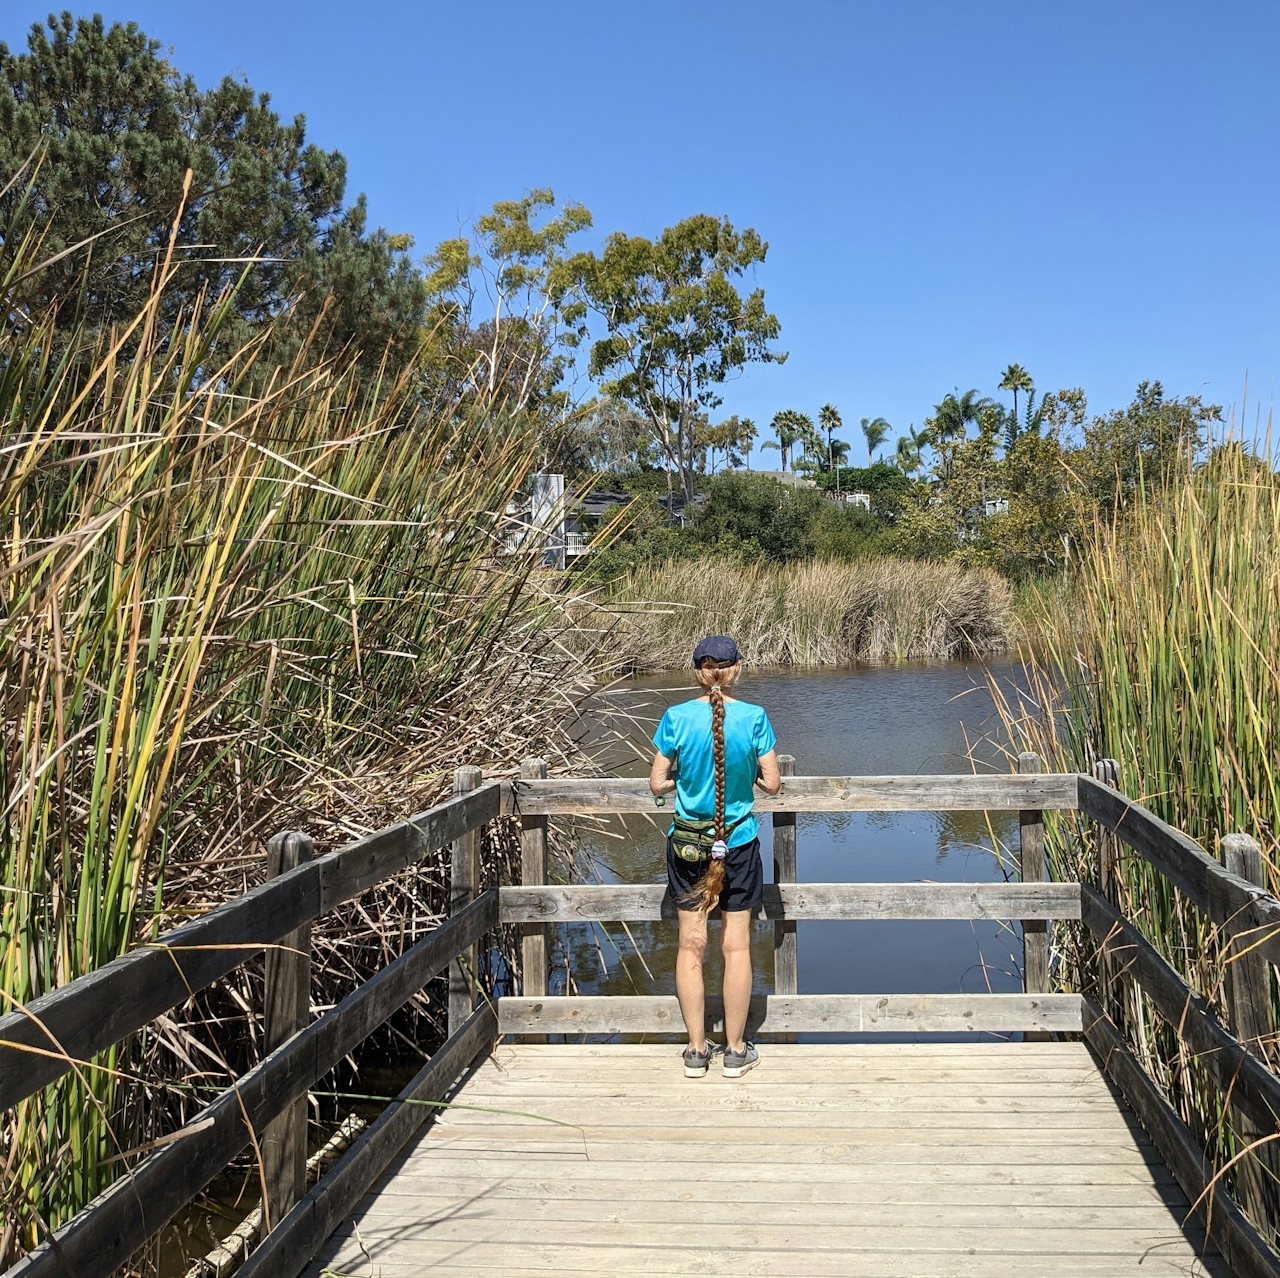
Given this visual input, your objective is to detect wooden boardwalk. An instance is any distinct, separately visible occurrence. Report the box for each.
[306,1042,1227,1278]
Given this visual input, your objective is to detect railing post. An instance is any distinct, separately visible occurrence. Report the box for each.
[520,757,549,1044]
[262,830,313,1227]
[1093,759,1124,1030]
[449,765,484,1038]
[1221,832,1277,1238]
[773,755,798,997]
[1018,753,1048,1039]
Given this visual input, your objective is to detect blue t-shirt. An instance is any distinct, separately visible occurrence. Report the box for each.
[652,698,777,847]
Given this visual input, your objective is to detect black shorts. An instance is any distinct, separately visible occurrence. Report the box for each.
[666,836,763,914]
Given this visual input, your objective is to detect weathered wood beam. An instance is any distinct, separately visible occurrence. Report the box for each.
[773,755,798,999]
[261,832,313,1227]
[448,766,485,1037]
[519,758,549,1009]
[1082,997,1280,1278]
[6,891,498,1278]
[498,881,1082,923]
[505,773,1081,815]
[1221,833,1280,1237]
[236,1004,497,1278]
[497,993,1083,1036]
[1078,774,1280,967]
[1080,885,1280,1147]
[0,782,500,1111]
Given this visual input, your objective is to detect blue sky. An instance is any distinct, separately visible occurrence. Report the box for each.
[5,2,1279,463]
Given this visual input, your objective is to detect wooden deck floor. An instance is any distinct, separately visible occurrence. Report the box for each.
[307,1042,1228,1278]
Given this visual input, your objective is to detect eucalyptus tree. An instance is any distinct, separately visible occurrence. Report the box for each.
[702,414,758,473]
[421,189,592,414]
[561,214,785,504]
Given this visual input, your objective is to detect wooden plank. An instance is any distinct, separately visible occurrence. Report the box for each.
[262,832,313,1228]
[309,1215,1214,1250]
[1082,997,1280,1278]
[1081,885,1280,1140]
[419,1132,1141,1152]
[374,1157,1181,1188]
[773,754,798,998]
[519,759,549,1021]
[358,1198,1194,1227]
[236,1004,497,1278]
[358,1173,1185,1204]
[5,891,498,1278]
[1018,753,1049,1013]
[498,881,1083,923]
[449,766,484,1037]
[0,783,499,1110]
[1077,774,1280,967]
[507,773,1081,815]
[300,1251,1222,1278]
[497,993,1083,1035]
[396,1137,1175,1166]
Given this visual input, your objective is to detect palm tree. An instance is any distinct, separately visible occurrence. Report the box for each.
[892,424,929,475]
[926,389,989,445]
[818,403,843,471]
[893,435,917,474]
[860,416,891,464]
[762,409,811,472]
[999,364,1034,444]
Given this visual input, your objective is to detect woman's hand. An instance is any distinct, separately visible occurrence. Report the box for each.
[756,748,782,796]
[649,750,677,796]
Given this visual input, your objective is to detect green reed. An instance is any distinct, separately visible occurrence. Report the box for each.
[0,252,581,1258]
[991,443,1280,1235]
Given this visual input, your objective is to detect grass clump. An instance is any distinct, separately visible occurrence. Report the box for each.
[597,555,1013,670]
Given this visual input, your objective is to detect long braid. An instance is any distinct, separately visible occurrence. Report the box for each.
[688,673,729,914]
[710,683,727,840]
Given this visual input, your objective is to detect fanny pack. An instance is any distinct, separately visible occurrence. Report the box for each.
[670,812,749,863]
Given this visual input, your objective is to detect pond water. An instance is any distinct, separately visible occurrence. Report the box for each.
[555,661,1027,1039]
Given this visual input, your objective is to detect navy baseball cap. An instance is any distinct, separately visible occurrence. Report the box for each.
[692,635,740,666]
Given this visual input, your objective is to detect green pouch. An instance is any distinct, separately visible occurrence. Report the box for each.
[670,813,746,863]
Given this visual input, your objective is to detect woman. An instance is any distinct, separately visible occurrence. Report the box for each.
[649,635,782,1078]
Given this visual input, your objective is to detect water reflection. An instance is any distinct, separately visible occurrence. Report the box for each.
[558,661,1027,1039]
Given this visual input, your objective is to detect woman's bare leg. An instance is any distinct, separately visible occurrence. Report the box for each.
[720,909,754,1052]
[675,909,709,1050]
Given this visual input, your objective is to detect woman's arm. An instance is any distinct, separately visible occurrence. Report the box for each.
[756,748,782,796]
[649,750,677,796]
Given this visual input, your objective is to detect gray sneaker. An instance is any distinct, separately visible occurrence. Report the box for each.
[682,1044,713,1078]
[722,1041,759,1078]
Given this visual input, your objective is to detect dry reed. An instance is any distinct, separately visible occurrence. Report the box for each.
[595,555,1013,671]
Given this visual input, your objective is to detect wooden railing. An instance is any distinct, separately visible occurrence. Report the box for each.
[4,759,1280,1278]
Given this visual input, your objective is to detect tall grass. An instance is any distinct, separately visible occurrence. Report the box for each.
[0,252,594,1260]
[992,443,1280,1237]
[596,555,1013,671]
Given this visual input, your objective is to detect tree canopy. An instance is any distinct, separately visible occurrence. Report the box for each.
[0,13,425,371]
[562,214,785,502]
